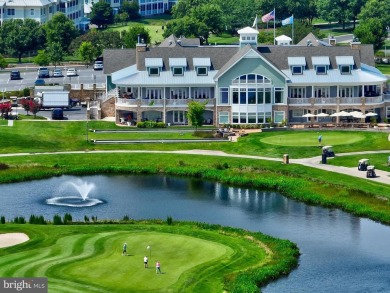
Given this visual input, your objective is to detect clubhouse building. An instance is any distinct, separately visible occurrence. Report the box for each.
[102,27,388,126]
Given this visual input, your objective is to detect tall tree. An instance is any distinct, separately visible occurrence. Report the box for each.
[186,101,206,131]
[0,55,8,69]
[122,25,151,48]
[33,50,50,66]
[0,19,45,62]
[163,16,209,44]
[354,18,386,50]
[121,0,141,20]
[44,13,79,53]
[90,0,114,29]
[78,41,97,66]
[46,42,64,68]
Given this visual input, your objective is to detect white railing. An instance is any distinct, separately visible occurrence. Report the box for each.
[339,97,362,104]
[366,96,383,104]
[288,98,311,105]
[384,93,390,101]
[71,84,81,90]
[116,98,138,106]
[314,97,337,104]
[70,83,106,90]
[140,99,164,106]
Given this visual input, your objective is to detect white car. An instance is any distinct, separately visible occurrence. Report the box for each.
[66,68,78,77]
[93,61,103,70]
[52,69,63,77]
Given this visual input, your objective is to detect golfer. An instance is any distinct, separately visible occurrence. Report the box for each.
[318,135,322,146]
[156,261,161,274]
[122,243,127,256]
[144,256,148,268]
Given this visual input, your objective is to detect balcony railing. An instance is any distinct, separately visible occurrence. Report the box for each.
[339,97,362,104]
[288,98,311,105]
[384,93,390,101]
[141,99,164,106]
[314,97,337,104]
[116,98,138,106]
[365,96,383,104]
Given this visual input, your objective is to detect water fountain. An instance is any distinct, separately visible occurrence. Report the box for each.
[46,179,104,207]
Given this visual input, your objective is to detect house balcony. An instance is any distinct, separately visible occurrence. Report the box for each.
[288,98,311,105]
[339,97,362,105]
[314,97,337,105]
[288,96,383,106]
[116,98,138,106]
[116,97,215,108]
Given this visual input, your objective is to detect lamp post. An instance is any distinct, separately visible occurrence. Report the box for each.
[147,245,151,260]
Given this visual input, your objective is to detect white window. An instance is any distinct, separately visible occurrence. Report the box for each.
[274,88,284,103]
[232,112,239,123]
[248,113,256,123]
[292,109,304,117]
[292,66,303,74]
[7,9,15,15]
[340,65,351,74]
[173,111,186,123]
[172,67,183,76]
[314,87,330,98]
[171,88,187,99]
[149,67,159,76]
[146,88,162,99]
[274,111,285,123]
[316,66,327,75]
[290,87,306,98]
[219,88,228,104]
[339,87,353,97]
[219,112,229,124]
[196,67,207,76]
[193,88,209,99]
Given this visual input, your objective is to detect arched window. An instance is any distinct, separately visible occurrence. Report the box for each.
[232,74,271,85]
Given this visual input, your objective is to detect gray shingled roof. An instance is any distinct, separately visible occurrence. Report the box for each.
[104,42,375,76]
[159,34,201,47]
[103,49,136,75]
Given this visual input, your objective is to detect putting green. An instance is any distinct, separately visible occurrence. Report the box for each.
[0,225,275,293]
[261,132,365,146]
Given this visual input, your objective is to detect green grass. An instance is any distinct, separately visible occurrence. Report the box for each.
[375,64,390,74]
[208,35,239,45]
[2,121,390,159]
[260,132,364,146]
[328,153,390,171]
[0,222,298,293]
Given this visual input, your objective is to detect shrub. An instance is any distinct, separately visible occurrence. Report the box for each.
[29,214,47,224]
[0,216,5,224]
[84,215,90,222]
[14,216,26,224]
[123,215,130,221]
[166,215,173,225]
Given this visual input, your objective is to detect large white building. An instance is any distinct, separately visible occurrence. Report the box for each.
[102,27,389,127]
[0,0,87,29]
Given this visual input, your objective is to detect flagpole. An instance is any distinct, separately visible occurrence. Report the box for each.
[292,14,294,44]
[273,8,276,45]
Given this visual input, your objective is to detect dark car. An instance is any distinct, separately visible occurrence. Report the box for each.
[34,79,46,86]
[51,108,64,120]
[10,70,21,80]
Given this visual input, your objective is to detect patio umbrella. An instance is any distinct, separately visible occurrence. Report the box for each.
[339,111,352,116]
[349,111,362,116]
[365,112,378,117]
[302,113,316,117]
[330,112,343,117]
[316,113,329,117]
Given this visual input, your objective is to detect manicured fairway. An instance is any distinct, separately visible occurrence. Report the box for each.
[260,132,365,146]
[0,223,298,293]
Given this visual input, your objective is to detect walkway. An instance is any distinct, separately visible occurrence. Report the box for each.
[0,149,389,185]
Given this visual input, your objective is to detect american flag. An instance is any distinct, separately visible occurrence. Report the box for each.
[261,10,275,22]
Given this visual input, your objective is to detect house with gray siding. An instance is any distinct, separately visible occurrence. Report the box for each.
[103,27,388,126]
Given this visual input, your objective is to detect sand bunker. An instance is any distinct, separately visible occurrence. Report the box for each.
[0,233,29,248]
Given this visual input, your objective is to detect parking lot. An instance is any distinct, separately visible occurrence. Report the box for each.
[16,105,88,121]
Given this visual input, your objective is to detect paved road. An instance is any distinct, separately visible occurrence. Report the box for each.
[0,148,388,185]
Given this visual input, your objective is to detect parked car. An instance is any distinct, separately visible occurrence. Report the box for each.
[34,79,46,86]
[38,67,50,78]
[10,70,21,80]
[52,69,63,77]
[93,61,103,70]
[66,68,77,77]
[51,108,64,120]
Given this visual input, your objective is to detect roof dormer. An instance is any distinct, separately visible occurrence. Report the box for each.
[145,58,163,76]
[237,27,259,48]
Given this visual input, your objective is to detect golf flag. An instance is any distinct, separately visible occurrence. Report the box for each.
[282,15,294,26]
[261,10,275,22]
[252,15,258,28]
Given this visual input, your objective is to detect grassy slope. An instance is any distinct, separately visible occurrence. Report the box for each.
[0,222,297,293]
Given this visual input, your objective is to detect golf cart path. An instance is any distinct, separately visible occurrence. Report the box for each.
[1,149,389,185]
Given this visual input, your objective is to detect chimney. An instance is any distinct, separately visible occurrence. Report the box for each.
[350,36,361,50]
[329,36,336,46]
[136,34,147,70]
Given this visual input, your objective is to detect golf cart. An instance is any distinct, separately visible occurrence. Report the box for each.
[322,146,335,158]
[358,159,370,171]
[366,166,376,178]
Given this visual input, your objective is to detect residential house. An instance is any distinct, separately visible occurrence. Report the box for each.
[103,27,388,126]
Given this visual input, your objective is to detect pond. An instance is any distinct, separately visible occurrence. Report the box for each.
[1,174,390,292]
